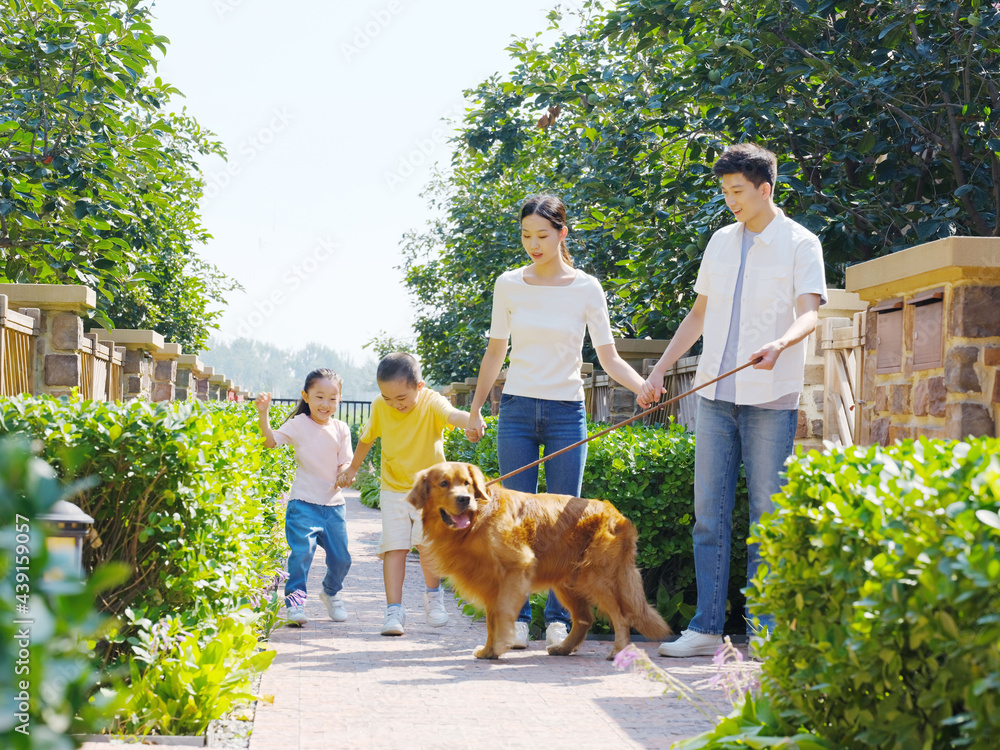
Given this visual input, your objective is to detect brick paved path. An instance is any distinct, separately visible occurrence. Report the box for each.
[249,491,743,750]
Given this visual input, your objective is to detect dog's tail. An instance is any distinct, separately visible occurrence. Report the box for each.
[611,518,672,640]
[621,566,672,640]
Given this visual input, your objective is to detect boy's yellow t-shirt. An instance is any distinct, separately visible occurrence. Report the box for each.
[359,388,455,493]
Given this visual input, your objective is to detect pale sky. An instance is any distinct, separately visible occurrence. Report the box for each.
[150,0,579,366]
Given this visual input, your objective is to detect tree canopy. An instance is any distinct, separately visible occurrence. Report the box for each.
[402,0,999,385]
[0,0,234,350]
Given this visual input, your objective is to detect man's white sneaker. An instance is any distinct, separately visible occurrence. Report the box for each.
[545,621,570,648]
[424,588,449,627]
[511,621,530,649]
[286,605,308,626]
[319,591,348,622]
[658,630,722,657]
[381,606,405,636]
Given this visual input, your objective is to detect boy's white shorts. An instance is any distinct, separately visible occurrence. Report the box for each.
[377,489,424,559]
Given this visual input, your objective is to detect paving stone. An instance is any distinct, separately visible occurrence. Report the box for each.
[245,491,748,750]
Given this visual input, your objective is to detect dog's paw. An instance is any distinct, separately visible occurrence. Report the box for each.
[546,644,573,656]
[474,645,500,660]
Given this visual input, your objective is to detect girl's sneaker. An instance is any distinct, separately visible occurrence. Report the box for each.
[286,605,308,626]
[319,591,348,622]
[423,588,449,627]
[381,605,405,636]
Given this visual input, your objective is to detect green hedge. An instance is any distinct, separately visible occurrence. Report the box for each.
[445,417,751,631]
[751,438,1000,749]
[0,396,291,636]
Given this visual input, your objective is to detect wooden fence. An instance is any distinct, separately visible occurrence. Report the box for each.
[0,297,36,397]
[821,314,866,446]
[80,335,123,402]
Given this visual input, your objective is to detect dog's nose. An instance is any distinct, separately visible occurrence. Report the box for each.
[455,494,471,510]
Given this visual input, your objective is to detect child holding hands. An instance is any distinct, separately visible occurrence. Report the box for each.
[257,368,353,626]
[337,352,472,636]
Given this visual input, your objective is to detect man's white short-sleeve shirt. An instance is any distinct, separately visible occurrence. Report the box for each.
[693,209,827,404]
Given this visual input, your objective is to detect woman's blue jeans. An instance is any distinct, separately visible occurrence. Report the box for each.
[284,499,352,605]
[688,396,796,636]
[496,394,586,627]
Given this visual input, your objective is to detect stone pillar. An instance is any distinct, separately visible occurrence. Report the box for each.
[96,329,165,402]
[846,237,1000,443]
[174,354,204,401]
[150,343,181,402]
[196,366,213,401]
[208,373,226,401]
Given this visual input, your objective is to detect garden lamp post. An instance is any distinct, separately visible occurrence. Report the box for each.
[41,499,94,581]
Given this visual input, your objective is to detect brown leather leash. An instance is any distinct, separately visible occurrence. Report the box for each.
[483,358,762,488]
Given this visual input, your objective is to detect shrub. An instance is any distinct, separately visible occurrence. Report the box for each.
[111,611,275,737]
[445,417,751,631]
[751,438,1000,749]
[0,436,128,750]
[0,396,290,642]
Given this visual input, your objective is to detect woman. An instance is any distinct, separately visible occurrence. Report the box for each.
[465,194,651,650]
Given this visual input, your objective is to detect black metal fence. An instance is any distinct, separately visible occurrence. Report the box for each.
[269,398,371,425]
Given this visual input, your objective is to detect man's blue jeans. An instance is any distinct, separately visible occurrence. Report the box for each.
[284,499,351,605]
[496,394,586,627]
[688,395,796,636]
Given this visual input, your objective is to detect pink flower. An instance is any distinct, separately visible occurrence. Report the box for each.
[613,645,643,670]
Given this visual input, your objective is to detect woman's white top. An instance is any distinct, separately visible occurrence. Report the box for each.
[489,267,615,402]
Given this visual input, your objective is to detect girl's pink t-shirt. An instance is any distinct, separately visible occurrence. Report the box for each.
[273,413,353,505]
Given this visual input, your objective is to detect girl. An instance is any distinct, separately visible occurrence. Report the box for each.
[465,194,652,650]
[256,368,354,626]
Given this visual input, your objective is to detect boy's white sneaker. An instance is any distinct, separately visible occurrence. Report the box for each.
[657,630,722,657]
[511,621,530,649]
[286,605,308,626]
[545,621,570,648]
[423,588,449,627]
[381,606,405,636]
[319,591,348,622]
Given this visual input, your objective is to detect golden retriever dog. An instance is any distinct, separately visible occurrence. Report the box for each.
[406,461,671,660]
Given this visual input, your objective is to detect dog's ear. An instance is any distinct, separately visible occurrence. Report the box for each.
[407,469,430,509]
[468,463,490,501]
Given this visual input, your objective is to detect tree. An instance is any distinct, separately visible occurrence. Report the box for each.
[402,0,999,384]
[0,0,233,348]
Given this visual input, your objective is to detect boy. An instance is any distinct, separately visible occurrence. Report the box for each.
[337,352,472,636]
[640,143,827,657]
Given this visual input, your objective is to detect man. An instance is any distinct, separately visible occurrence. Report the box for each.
[641,143,827,657]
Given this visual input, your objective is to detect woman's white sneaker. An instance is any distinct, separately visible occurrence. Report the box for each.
[545,621,570,648]
[657,630,722,657]
[512,621,530,649]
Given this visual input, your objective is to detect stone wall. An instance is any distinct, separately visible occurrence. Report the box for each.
[846,237,999,443]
